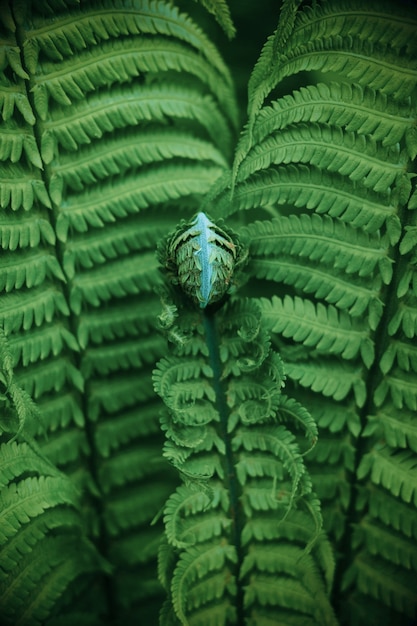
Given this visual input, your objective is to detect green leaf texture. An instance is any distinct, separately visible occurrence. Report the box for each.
[0,0,237,623]
[209,1,417,624]
[1,0,417,625]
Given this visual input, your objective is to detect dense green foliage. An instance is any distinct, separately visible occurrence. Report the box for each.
[0,0,416,624]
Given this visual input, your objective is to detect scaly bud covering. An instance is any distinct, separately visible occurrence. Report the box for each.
[165,212,241,308]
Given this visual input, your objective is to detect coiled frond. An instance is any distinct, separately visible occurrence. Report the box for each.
[153,288,336,624]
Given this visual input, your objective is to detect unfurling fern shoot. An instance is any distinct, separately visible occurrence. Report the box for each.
[154,213,337,625]
[162,212,246,308]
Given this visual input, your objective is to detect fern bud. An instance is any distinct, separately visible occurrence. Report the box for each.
[164,212,244,308]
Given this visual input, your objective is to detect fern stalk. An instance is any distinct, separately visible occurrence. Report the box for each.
[154,213,336,625]
[202,307,245,624]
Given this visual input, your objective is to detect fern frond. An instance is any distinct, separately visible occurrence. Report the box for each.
[41,84,233,161]
[153,267,334,624]
[192,0,236,39]
[365,406,417,453]
[0,211,55,251]
[163,483,230,549]
[0,442,58,489]
[76,295,159,349]
[95,402,160,458]
[1,0,239,623]
[250,82,416,149]
[81,335,165,377]
[367,486,417,540]
[62,218,167,279]
[358,447,417,506]
[55,129,228,192]
[0,77,35,124]
[16,356,84,399]
[220,165,399,234]
[237,124,407,193]
[25,0,233,84]
[104,480,174,536]
[98,444,167,494]
[286,360,367,407]
[0,535,106,626]
[88,370,156,422]
[356,518,417,570]
[0,285,70,334]
[388,294,417,339]
[246,215,391,281]
[0,474,80,544]
[374,368,417,411]
[0,163,51,212]
[260,295,375,367]
[69,250,160,314]
[275,395,318,451]
[247,1,417,122]
[250,254,381,319]
[9,323,78,368]
[0,249,65,293]
[34,37,237,126]
[0,118,42,167]
[55,164,223,241]
[345,553,417,618]
[0,506,83,578]
[171,542,237,624]
[233,425,307,501]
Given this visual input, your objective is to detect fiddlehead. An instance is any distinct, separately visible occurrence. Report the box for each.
[154,214,337,625]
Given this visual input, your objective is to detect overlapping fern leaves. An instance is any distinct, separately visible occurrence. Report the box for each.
[0,0,237,623]
[209,1,417,623]
[1,0,417,625]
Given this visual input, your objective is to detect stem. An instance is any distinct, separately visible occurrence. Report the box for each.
[10,5,116,621]
[203,307,245,626]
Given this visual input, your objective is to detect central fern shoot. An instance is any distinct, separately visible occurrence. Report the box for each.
[153,214,337,625]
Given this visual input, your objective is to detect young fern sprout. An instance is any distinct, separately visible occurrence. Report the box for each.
[162,212,247,308]
[154,213,332,625]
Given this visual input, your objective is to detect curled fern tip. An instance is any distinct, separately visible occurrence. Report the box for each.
[163,212,246,308]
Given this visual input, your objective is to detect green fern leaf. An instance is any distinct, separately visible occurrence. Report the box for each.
[75,295,160,349]
[41,84,233,162]
[356,518,417,570]
[0,286,70,335]
[0,442,59,489]
[367,487,417,541]
[192,0,236,39]
[17,356,84,399]
[249,82,416,149]
[34,37,237,125]
[250,254,381,319]
[24,0,233,83]
[171,542,237,624]
[260,295,375,367]
[286,360,367,407]
[0,475,80,543]
[220,165,400,236]
[358,447,417,506]
[247,214,391,281]
[55,164,223,241]
[55,129,228,193]
[345,553,417,617]
[247,1,417,123]
[0,163,51,212]
[365,407,417,453]
[237,124,407,193]
[0,119,42,167]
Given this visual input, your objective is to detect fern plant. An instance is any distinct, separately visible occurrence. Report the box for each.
[1,0,417,625]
